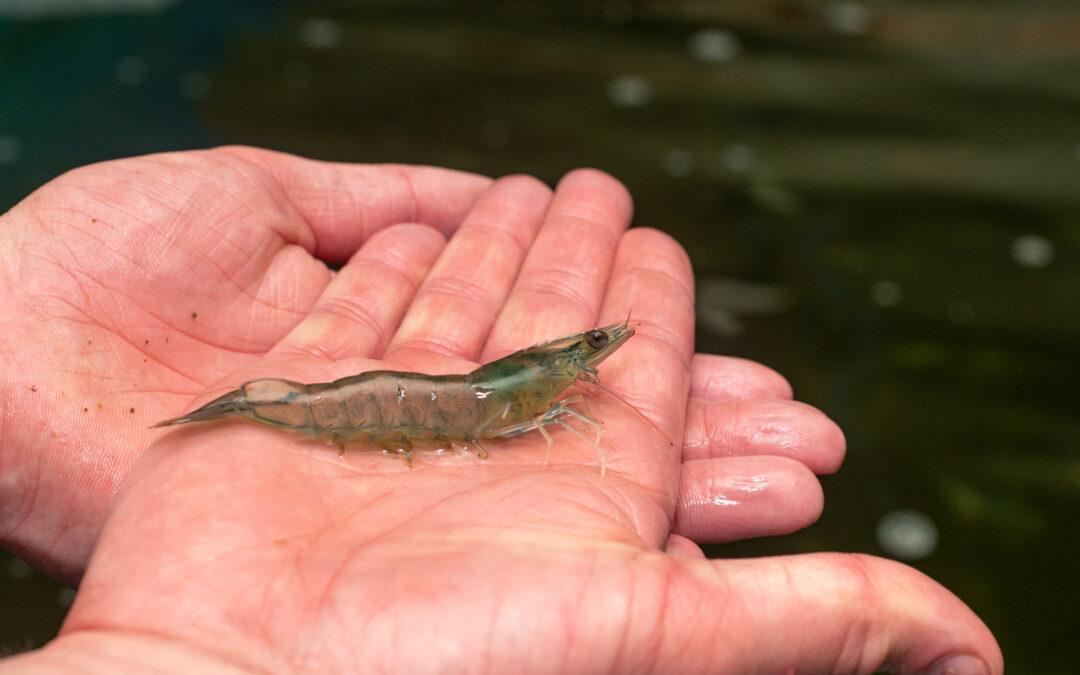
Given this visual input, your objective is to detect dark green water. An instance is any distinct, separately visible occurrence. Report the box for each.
[2,2,1077,671]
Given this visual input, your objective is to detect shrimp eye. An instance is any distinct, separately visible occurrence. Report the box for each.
[585,330,609,349]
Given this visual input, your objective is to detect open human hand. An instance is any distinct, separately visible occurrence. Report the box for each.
[0,147,491,581]
[0,157,1000,673]
[0,148,829,584]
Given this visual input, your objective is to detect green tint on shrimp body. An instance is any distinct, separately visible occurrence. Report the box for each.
[154,320,635,469]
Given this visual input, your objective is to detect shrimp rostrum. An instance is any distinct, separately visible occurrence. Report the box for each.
[154,320,635,471]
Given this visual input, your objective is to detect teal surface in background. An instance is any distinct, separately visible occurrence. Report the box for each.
[1,1,1077,671]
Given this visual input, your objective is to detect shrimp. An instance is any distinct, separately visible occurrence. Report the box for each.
[153,319,636,472]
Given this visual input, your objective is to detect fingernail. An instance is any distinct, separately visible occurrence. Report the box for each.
[926,654,990,675]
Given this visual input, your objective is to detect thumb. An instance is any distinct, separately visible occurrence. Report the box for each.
[647,552,1001,674]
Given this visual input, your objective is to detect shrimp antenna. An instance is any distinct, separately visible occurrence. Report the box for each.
[588,378,674,447]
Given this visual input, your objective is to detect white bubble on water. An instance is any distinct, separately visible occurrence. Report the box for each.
[299,18,343,49]
[0,135,22,165]
[1010,234,1054,268]
[688,29,740,64]
[607,76,653,108]
[877,509,939,560]
[826,2,872,35]
[871,280,902,307]
[719,143,756,173]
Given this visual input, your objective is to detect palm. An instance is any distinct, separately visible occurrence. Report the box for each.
[15,153,337,409]
[72,369,681,671]
[0,147,489,580]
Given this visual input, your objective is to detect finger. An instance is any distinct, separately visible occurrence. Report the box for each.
[651,553,1002,674]
[387,175,552,366]
[485,168,633,356]
[597,227,695,447]
[683,398,846,474]
[219,146,492,265]
[269,224,446,361]
[689,353,793,400]
[672,456,823,543]
[663,534,706,559]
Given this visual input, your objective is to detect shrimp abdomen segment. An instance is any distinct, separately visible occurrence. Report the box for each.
[305,372,486,441]
[157,373,494,444]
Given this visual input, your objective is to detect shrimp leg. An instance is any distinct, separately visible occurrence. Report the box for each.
[489,396,606,474]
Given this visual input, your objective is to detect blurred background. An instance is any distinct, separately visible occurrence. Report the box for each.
[1,0,1077,670]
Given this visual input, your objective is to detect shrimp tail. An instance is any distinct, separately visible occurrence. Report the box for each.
[152,389,249,428]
